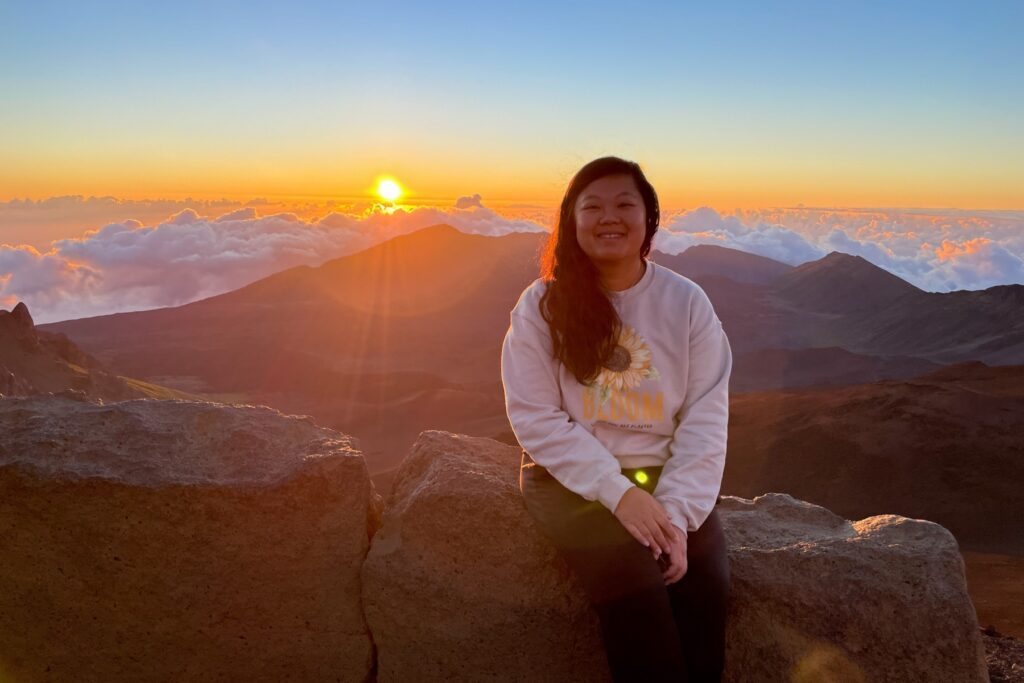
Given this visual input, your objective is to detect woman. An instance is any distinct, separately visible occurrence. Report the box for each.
[500,156,733,682]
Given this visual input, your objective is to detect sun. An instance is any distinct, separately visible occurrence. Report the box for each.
[376,178,403,203]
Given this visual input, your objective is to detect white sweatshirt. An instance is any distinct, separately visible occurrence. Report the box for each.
[500,259,733,538]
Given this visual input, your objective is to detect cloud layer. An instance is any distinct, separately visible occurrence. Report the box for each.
[655,206,1024,293]
[0,200,544,323]
[1,197,1022,323]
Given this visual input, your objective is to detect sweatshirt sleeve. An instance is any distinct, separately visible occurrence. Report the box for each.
[652,286,733,538]
[501,304,636,514]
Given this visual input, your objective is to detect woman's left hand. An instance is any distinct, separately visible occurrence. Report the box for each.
[661,524,688,585]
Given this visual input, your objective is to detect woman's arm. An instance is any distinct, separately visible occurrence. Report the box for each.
[501,309,636,513]
[652,287,733,539]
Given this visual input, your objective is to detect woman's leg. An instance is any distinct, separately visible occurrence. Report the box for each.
[665,505,730,683]
[519,454,687,682]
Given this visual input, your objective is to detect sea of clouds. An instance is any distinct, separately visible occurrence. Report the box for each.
[1,195,1022,324]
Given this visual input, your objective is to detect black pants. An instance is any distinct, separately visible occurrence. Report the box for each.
[520,451,730,683]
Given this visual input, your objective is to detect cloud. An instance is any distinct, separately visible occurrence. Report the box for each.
[455,194,483,209]
[656,207,822,265]
[0,195,253,252]
[0,243,103,318]
[1,197,547,323]
[923,238,1024,291]
[655,206,1024,292]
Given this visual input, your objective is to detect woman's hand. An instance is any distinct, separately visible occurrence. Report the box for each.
[661,524,688,585]
[613,487,681,561]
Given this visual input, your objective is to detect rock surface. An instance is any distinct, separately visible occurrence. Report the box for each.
[0,396,382,683]
[720,493,988,682]
[362,431,610,681]
[364,430,988,682]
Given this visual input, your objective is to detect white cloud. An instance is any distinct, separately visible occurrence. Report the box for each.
[655,206,1024,292]
[656,207,823,265]
[0,198,547,323]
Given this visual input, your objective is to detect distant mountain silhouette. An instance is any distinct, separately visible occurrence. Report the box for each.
[769,251,923,314]
[220,224,540,315]
[652,243,793,285]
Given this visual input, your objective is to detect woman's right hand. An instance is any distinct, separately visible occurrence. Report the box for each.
[613,487,680,559]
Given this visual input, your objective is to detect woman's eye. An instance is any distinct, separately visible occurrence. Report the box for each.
[620,203,635,208]
[582,206,597,211]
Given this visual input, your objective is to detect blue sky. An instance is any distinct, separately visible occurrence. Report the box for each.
[1,0,1022,208]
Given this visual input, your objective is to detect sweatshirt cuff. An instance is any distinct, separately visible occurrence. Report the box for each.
[660,503,691,541]
[596,472,636,514]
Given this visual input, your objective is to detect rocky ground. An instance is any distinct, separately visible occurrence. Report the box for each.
[985,626,1024,682]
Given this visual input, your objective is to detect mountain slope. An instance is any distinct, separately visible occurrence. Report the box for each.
[652,243,793,285]
[0,302,193,401]
[768,251,923,314]
[723,361,1024,554]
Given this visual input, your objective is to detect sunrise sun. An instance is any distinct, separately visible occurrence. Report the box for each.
[376,179,403,203]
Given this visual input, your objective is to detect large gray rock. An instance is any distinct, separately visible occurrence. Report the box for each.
[0,396,382,683]
[362,431,611,681]
[720,493,987,682]
[363,430,988,682]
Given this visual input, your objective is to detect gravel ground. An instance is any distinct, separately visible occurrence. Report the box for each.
[984,626,1024,683]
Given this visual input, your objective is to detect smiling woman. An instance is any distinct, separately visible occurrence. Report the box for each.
[502,155,733,682]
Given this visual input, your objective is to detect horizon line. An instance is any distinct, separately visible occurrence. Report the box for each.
[2,193,1023,215]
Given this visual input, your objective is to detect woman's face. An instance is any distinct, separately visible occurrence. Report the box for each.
[573,174,647,269]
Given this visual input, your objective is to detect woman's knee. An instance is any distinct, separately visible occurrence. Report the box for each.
[674,510,731,596]
[578,540,667,604]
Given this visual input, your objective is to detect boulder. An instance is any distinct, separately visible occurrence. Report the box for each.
[362,431,609,681]
[0,396,382,683]
[719,493,988,682]
[363,430,988,682]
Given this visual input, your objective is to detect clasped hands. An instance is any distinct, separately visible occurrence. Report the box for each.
[613,487,688,585]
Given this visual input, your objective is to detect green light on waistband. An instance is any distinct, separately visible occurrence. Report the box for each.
[634,470,648,485]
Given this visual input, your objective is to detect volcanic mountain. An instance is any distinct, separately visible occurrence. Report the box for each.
[768,250,922,314]
[653,242,793,286]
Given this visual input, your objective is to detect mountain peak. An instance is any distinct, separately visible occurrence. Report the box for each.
[652,244,793,286]
[1,301,39,349]
[770,251,922,313]
[823,250,854,260]
[11,301,34,327]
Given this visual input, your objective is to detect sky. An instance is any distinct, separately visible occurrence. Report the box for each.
[3,0,1022,207]
[1,1,1023,322]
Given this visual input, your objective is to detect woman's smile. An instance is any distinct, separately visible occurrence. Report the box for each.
[571,171,649,292]
[574,173,647,270]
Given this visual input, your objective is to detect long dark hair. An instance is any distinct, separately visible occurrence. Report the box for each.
[539,156,660,384]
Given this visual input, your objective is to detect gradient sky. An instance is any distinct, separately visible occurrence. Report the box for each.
[2,0,1022,209]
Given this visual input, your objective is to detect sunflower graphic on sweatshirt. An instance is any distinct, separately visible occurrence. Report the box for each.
[588,325,660,406]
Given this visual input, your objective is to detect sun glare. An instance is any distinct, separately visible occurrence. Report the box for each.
[377,179,403,203]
